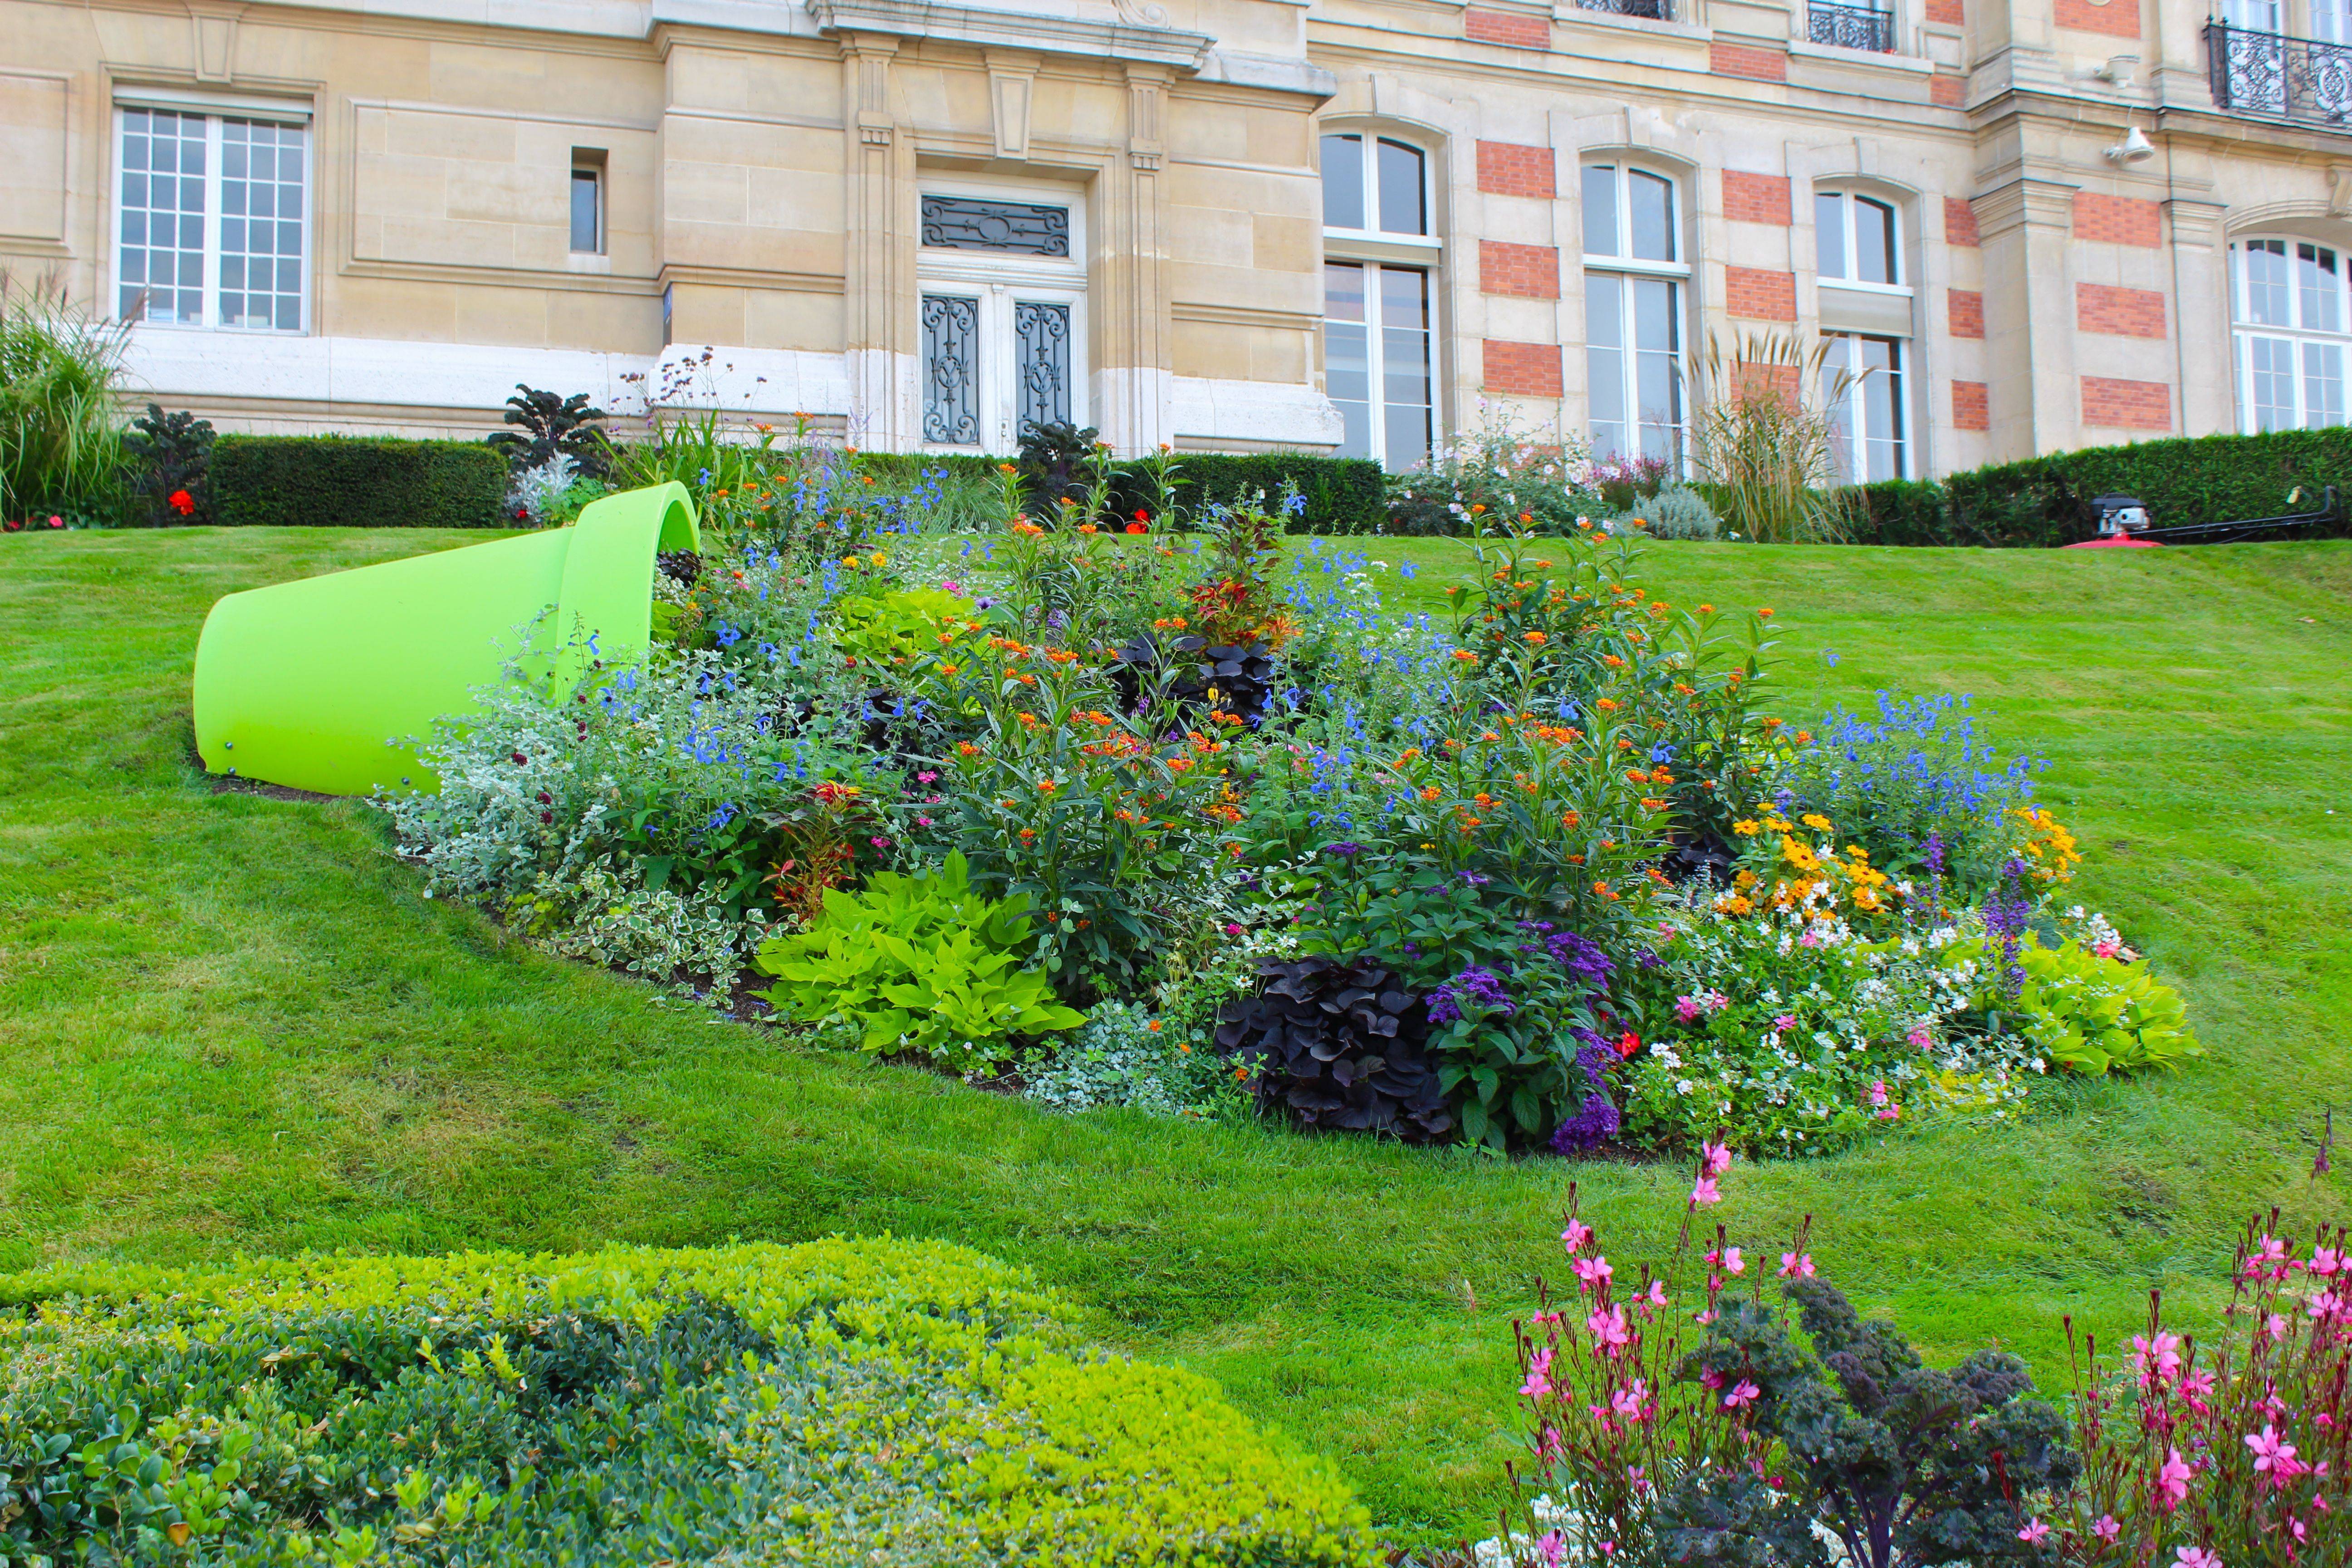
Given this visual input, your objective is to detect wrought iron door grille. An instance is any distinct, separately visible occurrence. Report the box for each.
[920,196,1070,257]
[2206,20,2352,129]
[1014,302,1071,433]
[1577,0,1671,18]
[921,295,981,446]
[1808,1,1895,51]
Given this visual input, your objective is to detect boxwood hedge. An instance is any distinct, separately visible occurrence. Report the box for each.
[211,436,510,530]
[0,1238,1377,1566]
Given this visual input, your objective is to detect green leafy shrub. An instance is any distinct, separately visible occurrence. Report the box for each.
[0,1239,1379,1567]
[1969,932,2201,1074]
[1158,453,1386,534]
[752,852,1082,1069]
[1622,483,1721,541]
[832,585,976,668]
[1020,1000,1244,1119]
[211,436,508,529]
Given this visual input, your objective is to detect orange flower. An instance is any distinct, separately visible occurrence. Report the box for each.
[1126,522,1147,534]
[1147,1019,1163,1032]
[1420,786,1442,801]
[1560,811,1581,828]
[1019,827,1037,840]
[1452,650,1479,663]
[1037,779,1058,794]
[1698,603,1714,612]
[938,662,960,676]
[1522,631,1548,646]
[1756,607,1774,618]
[1595,698,1619,712]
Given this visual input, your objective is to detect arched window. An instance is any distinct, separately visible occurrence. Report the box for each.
[1322,131,1438,468]
[1582,162,1687,463]
[2231,238,2352,431]
[1814,188,1913,482]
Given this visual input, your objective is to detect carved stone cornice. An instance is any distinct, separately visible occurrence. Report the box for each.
[807,0,1211,71]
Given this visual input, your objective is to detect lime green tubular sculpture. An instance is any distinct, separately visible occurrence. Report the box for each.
[192,483,699,798]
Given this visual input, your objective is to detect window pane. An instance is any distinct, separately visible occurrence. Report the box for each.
[1632,277,1682,456]
[1326,260,1366,323]
[1325,262,1371,460]
[218,119,304,331]
[1865,337,1904,479]
[1322,134,1365,230]
[1587,274,1625,456]
[1816,192,1847,281]
[571,170,600,252]
[1377,139,1426,236]
[1380,267,1432,469]
[1629,171,1674,262]
[2298,243,2340,332]
[118,108,207,326]
[1822,337,1857,482]
[2305,339,2345,426]
[920,294,981,445]
[2249,334,2295,430]
[2242,240,2291,326]
[1857,198,1896,285]
[1583,165,1619,258]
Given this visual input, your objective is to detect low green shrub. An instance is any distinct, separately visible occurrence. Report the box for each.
[211,436,509,529]
[1970,931,2201,1074]
[844,449,1386,534]
[751,851,1083,1070]
[0,1239,1379,1567]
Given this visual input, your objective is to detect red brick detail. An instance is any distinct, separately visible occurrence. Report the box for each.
[1930,72,1964,107]
[2055,0,2140,36]
[1925,0,1963,22]
[1711,41,1788,81]
[1725,265,1798,322]
[2076,282,2167,338]
[2073,192,2163,246]
[2082,376,2171,431]
[1954,380,1990,431]
[1732,362,1801,406]
[1480,240,1561,299]
[1466,7,1551,48]
[1476,141,1557,199]
[1948,289,1984,340]
[1945,196,1981,247]
[1484,339,1564,397]
[1723,171,1793,225]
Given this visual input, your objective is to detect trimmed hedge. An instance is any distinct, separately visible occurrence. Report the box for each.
[850,449,1387,534]
[213,435,509,529]
[1851,427,2352,547]
[0,1238,1379,1567]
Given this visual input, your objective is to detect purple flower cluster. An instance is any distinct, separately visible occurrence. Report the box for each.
[1981,856,2034,996]
[1427,965,1513,1024]
[1551,1034,1624,1152]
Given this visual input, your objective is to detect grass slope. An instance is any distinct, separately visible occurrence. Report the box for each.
[2,526,2347,1545]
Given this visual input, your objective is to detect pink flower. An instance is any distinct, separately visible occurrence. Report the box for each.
[1223,923,1244,936]
[1643,1279,1667,1308]
[1779,1251,1816,1279]
[2264,1312,2289,1341]
[1702,1141,1734,1177]
[1520,1345,1555,1399]
[2092,1515,2121,1544]
[1690,1176,1721,1206]
[2016,1518,2050,1545]
[1699,1367,1723,1389]
[2093,938,2121,958]
[2131,1331,2184,1385]
[2312,1246,2344,1278]
[1561,1218,1594,1255]
[1573,1254,1613,1290]
[1798,928,1821,948]
[1676,995,1703,1023]
[915,816,934,827]
[1722,1378,1759,1410]
[2156,1447,2193,1510]
[1609,1378,1651,1419]
[2246,1425,2302,1481]
[1535,1531,1565,1568]
[1773,1013,1797,1033]
[2309,1288,2347,1322]
[2246,1235,2292,1279]
[1906,1025,1933,1049]
[2174,1549,2222,1568]
[1867,1080,1890,1107]
[1703,1246,1745,1275]
[1587,1304,1632,1353]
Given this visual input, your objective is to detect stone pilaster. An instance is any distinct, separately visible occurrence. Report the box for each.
[1973,175,2079,461]
[2165,195,2230,437]
[841,33,912,449]
[1095,63,1174,454]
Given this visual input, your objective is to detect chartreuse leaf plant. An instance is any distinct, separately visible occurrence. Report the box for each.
[1963,933,2200,1075]
[751,850,1081,1071]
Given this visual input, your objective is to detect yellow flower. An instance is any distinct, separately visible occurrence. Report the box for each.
[1801,813,1832,831]
[870,552,888,567]
[1732,819,1760,836]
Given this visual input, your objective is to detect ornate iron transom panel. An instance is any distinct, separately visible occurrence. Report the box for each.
[921,294,981,445]
[921,195,1071,257]
[1014,301,1071,432]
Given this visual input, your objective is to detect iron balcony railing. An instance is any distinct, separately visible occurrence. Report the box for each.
[2207,18,2352,129]
[1578,0,1672,20]
[1808,0,1896,52]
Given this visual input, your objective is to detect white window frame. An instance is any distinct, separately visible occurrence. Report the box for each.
[111,97,311,334]
[1814,189,1911,294]
[2230,236,2352,433]
[1319,127,1442,469]
[570,158,605,256]
[916,176,1088,454]
[1581,161,1690,465]
[1821,333,1909,481]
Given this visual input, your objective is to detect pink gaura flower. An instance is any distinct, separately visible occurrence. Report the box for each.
[2264,1313,2290,1342]
[2174,1548,2222,1568]
[2246,1425,2302,1482]
[1701,1141,1734,1178]
[1573,1254,1614,1290]
[1535,1531,1566,1568]
[2092,1515,2122,1544]
[1690,1176,1721,1206]
[2016,1519,2050,1545]
[1642,1279,1668,1308]
[2156,1447,2193,1510]
[1587,1304,1632,1352]
[1722,1378,1759,1410]
[1520,1345,1555,1399]
[1561,1218,1594,1254]
[1609,1378,1651,1420]
[1703,1246,1746,1275]
[2131,1331,2184,1385]
[2307,1288,2344,1322]
[2247,1235,2292,1279]
[1779,1251,1816,1279]
[2311,1245,2344,1278]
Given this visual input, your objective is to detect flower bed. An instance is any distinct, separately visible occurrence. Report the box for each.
[0,1239,1376,1565]
[382,433,2195,1159]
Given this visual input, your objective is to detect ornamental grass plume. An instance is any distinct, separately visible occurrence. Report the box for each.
[1689,329,1856,545]
[2053,1211,2351,1568]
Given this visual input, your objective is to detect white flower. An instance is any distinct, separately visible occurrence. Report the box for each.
[1676,1079,1695,1096]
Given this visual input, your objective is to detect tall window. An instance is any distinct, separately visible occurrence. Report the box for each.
[1322,132,1437,468]
[116,106,308,332]
[1814,190,1912,480]
[916,190,1085,451]
[2232,238,2351,431]
[1821,336,1907,481]
[570,155,604,255]
[1582,162,1686,463]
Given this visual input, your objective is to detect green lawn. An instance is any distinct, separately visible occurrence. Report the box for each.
[2,526,2347,1548]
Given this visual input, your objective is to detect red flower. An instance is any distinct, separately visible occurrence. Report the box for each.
[1133,509,1150,522]
[1125,522,1147,535]
[2,519,21,533]
[45,515,64,529]
[1616,1030,1641,1059]
[167,489,196,516]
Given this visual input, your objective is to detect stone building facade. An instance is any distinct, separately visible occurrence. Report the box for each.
[5,0,2352,475]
